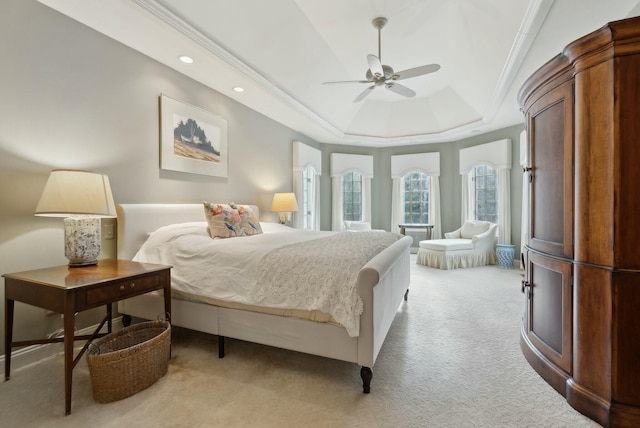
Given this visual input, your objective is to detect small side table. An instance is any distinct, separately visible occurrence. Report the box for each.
[398,223,434,240]
[496,244,515,269]
[3,259,171,415]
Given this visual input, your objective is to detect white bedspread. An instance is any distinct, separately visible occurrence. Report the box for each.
[133,222,400,337]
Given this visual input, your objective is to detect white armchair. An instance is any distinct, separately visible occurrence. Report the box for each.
[417,220,498,269]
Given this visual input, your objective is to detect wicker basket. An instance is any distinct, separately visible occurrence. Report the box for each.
[87,320,170,403]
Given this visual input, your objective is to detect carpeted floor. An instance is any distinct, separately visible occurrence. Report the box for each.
[1,257,599,427]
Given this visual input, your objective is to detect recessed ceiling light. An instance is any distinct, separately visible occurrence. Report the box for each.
[233,87,245,93]
[179,55,194,64]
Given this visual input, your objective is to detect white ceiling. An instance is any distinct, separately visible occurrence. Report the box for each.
[38,0,640,147]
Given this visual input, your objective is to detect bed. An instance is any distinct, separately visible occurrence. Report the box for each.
[115,203,412,392]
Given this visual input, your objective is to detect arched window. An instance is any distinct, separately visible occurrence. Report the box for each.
[402,171,430,224]
[301,165,314,229]
[473,164,497,223]
[330,153,372,231]
[459,139,511,244]
[293,141,321,230]
[343,171,362,221]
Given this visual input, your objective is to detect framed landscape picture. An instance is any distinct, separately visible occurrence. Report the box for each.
[160,94,228,177]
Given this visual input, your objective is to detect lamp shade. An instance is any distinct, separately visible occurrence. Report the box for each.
[271,192,298,213]
[34,170,116,218]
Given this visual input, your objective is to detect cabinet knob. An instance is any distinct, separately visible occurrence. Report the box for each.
[523,166,532,172]
[130,282,136,289]
[119,285,125,291]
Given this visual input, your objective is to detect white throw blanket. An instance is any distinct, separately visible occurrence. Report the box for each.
[253,231,401,337]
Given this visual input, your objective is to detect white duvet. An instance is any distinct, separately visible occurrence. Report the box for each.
[133,222,330,302]
[133,222,400,337]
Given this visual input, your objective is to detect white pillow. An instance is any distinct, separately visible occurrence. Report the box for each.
[344,221,372,231]
[460,221,490,239]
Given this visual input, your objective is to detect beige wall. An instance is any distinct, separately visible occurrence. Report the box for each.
[0,0,318,355]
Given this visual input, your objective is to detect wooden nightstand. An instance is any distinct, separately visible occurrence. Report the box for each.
[3,259,171,415]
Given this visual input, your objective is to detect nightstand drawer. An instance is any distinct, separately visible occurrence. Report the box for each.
[85,274,161,306]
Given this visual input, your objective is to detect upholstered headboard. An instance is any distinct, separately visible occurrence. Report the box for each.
[116,204,260,260]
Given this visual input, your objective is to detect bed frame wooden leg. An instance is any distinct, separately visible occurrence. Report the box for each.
[404,289,409,301]
[218,336,225,358]
[361,366,373,393]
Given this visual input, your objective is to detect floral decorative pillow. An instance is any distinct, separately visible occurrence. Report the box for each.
[229,203,263,236]
[203,202,243,238]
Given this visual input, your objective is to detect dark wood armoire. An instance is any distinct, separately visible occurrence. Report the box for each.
[518,16,640,427]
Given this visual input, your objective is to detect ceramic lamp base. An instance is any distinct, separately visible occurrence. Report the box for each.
[64,216,101,267]
[278,212,291,225]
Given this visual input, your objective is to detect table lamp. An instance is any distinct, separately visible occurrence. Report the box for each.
[271,192,298,226]
[34,169,117,267]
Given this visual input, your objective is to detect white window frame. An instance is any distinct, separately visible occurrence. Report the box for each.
[472,164,498,223]
[343,171,363,222]
[301,165,313,229]
[402,171,430,224]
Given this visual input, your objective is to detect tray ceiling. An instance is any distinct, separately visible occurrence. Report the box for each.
[38,0,640,146]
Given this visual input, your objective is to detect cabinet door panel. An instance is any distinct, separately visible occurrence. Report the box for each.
[527,251,572,373]
[527,83,574,258]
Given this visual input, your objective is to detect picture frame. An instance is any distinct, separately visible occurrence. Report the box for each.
[159,94,228,178]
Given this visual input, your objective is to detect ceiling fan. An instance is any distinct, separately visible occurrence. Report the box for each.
[323,17,441,103]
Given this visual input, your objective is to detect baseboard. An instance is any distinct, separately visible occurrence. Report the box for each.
[0,317,125,373]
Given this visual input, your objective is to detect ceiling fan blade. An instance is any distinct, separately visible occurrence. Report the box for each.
[354,85,375,103]
[367,54,384,77]
[393,64,441,80]
[322,79,372,85]
[385,82,416,98]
